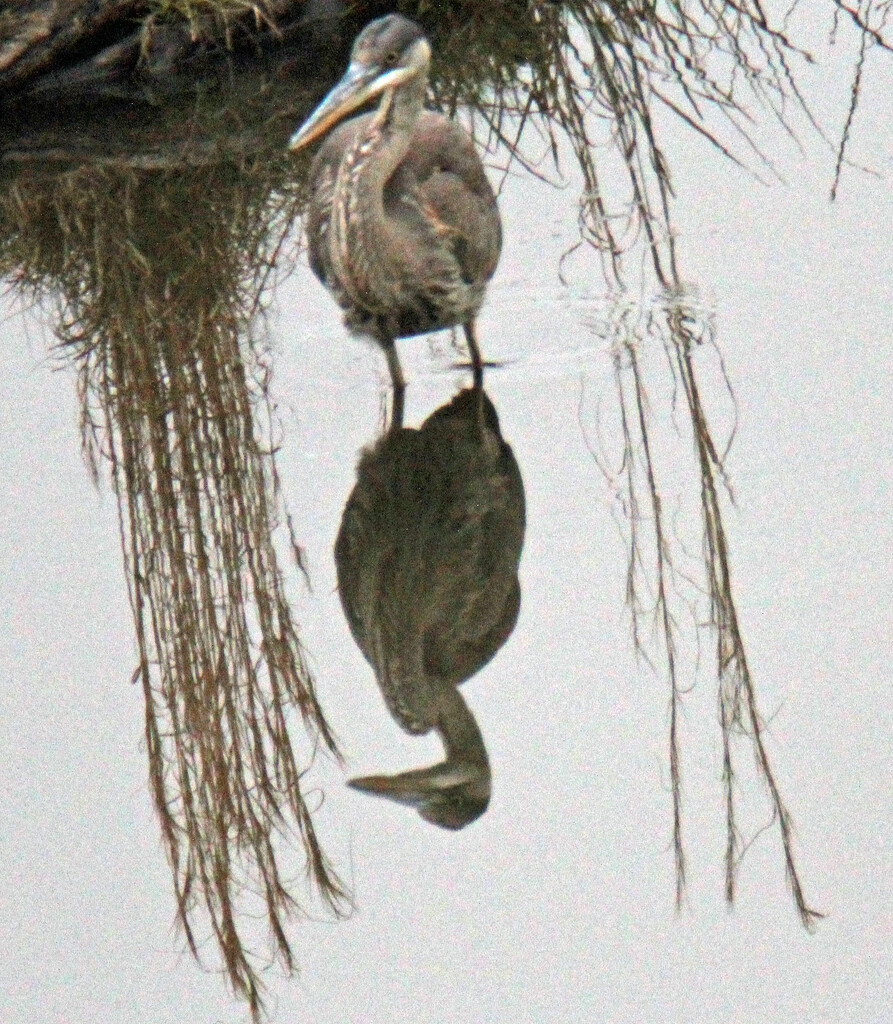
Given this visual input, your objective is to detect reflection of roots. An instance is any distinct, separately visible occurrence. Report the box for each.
[2,167,349,1019]
[85,315,351,1013]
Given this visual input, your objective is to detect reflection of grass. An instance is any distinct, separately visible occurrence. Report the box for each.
[424,0,823,926]
[147,0,281,40]
[594,297,822,930]
[0,164,350,1017]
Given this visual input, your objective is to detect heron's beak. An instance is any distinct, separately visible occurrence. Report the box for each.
[288,60,416,151]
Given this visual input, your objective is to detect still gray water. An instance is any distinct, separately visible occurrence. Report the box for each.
[1,9,891,1024]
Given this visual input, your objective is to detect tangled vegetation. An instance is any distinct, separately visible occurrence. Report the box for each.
[1,163,350,1017]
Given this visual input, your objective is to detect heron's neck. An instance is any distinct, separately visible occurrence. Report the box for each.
[364,71,427,189]
[331,73,428,309]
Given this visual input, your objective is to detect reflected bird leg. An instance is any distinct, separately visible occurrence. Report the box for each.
[388,381,405,432]
[384,342,405,430]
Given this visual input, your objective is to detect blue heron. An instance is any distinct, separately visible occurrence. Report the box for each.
[288,14,501,390]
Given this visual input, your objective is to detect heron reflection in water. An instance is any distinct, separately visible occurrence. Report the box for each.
[288,14,501,391]
[335,388,525,829]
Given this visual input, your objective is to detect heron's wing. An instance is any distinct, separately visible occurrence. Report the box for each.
[336,528,441,737]
[334,432,442,736]
[423,576,521,686]
[401,112,502,286]
[418,417,525,686]
[334,480,378,668]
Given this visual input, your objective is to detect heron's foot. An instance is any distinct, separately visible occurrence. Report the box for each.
[348,759,490,829]
[450,358,505,375]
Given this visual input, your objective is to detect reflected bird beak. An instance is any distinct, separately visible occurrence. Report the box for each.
[348,760,490,830]
[288,61,415,151]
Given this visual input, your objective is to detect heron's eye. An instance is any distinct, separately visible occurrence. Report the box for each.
[382,49,400,67]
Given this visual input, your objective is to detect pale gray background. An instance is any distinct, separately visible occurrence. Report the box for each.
[1,19,890,1024]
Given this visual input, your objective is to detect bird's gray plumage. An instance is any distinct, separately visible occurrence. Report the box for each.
[290,14,501,385]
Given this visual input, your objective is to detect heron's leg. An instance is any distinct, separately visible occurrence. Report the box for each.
[384,341,405,430]
[384,341,405,389]
[463,322,484,389]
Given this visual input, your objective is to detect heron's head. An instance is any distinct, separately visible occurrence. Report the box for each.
[348,759,491,830]
[289,15,431,151]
